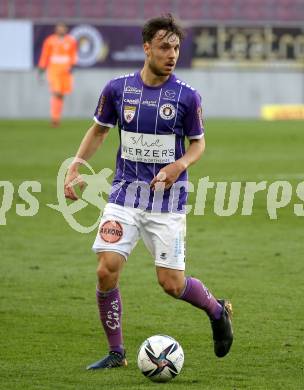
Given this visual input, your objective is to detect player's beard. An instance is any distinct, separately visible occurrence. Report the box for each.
[148,61,173,77]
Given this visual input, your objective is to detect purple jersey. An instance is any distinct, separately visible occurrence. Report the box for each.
[93,71,204,213]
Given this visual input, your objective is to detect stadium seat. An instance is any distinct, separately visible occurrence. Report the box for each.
[29,0,46,18]
[1,0,304,22]
[274,0,303,21]
[46,0,78,18]
[79,0,110,18]
[294,0,304,21]
[210,5,233,21]
[111,0,140,19]
[0,0,9,17]
[14,0,30,18]
[143,0,176,19]
[177,0,205,20]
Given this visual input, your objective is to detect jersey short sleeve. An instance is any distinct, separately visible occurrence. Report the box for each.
[183,91,205,139]
[93,81,117,128]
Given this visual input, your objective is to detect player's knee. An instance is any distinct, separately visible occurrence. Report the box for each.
[159,278,182,298]
[96,263,111,282]
[96,256,120,290]
[53,92,63,99]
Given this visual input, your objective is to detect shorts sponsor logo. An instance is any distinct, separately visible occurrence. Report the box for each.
[124,105,136,123]
[159,103,176,120]
[124,86,142,94]
[100,220,123,243]
[174,231,184,258]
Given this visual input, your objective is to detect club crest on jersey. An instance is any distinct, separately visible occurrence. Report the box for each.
[159,103,176,120]
[124,105,136,123]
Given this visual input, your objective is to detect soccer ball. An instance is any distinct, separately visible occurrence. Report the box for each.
[137,335,184,382]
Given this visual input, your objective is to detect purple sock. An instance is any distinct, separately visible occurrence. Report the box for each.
[96,287,124,354]
[179,277,223,320]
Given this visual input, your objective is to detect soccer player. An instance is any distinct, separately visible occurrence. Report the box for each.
[64,14,233,369]
[38,23,77,127]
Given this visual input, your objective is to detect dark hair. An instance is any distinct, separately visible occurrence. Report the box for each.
[142,14,185,43]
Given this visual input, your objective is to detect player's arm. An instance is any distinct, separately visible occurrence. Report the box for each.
[64,122,110,200]
[178,136,205,170]
[65,80,117,200]
[150,137,205,190]
[38,37,51,71]
[69,36,78,72]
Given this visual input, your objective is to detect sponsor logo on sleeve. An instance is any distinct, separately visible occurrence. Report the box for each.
[97,95,106,116]
[197,106,204,128]
[159,103,176,120]
[124,105,136,123]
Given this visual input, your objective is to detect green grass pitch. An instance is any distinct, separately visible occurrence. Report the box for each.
[0,119,303,389]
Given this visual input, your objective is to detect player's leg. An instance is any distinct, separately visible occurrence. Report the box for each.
[155,267,185,297]
[86,251,127,370]
[48,71,65,126]
[87,203,140,370]
[53,72,73,125]
[156,266,223,319]
[177,274,233,358]
[156,267,233,358]
[142,212,233,358]
[50,91,64,127]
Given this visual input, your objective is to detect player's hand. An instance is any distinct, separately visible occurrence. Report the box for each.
[64,170,85,200]
[150,160,186,191]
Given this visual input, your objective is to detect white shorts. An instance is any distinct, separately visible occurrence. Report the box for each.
[92,203,186,270]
